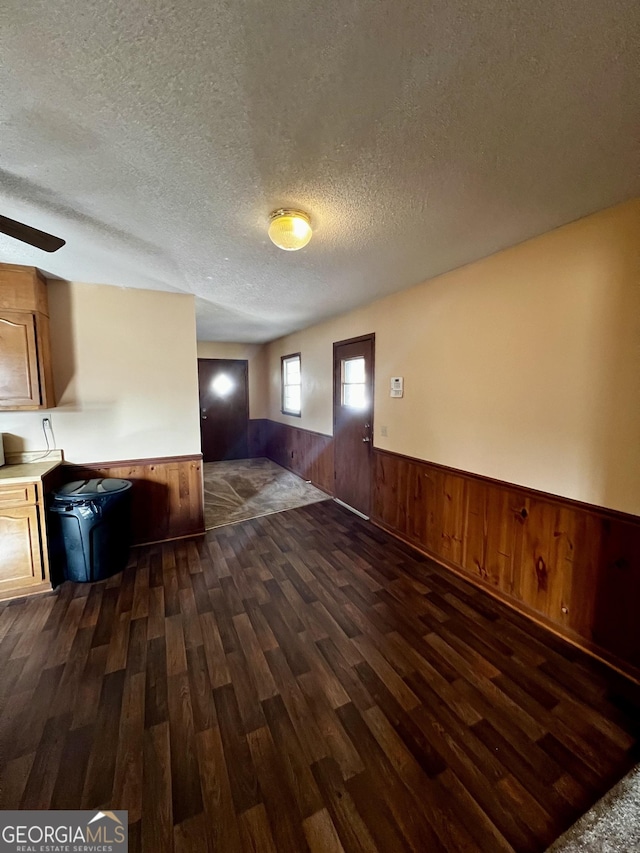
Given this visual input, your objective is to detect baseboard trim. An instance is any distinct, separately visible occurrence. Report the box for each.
[334,498,369,520]
[0,581,55,603]
[133,530,206,547]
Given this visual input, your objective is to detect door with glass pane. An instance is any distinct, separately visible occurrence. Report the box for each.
[333,334,375,515]
[198,358,249,461]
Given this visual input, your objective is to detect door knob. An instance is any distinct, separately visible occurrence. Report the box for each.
[362,436,371,442]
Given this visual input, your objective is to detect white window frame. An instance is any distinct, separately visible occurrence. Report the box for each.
[281,353,302,416]
[341,356,367,409]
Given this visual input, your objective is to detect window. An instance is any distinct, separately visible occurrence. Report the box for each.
[281,353,301,416]
[341,356,366,409]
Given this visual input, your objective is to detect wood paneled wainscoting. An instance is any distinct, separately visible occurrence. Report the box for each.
[60,454,204,545]
[250,419,334,495]
[248,418,271,459]
[371,449,640,682]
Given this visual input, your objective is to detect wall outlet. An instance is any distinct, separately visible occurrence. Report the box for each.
[380,425,388,437]
[41,415,56,449]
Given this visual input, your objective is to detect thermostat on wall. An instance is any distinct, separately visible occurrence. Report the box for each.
[390,377,403,398]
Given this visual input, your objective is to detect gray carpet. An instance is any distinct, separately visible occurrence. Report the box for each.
[547,764,640,852]
[203,457,330,529]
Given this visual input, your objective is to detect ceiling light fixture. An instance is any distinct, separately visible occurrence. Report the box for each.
[268,209,312,251]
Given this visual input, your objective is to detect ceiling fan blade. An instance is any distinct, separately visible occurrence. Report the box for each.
[0,214,65,252]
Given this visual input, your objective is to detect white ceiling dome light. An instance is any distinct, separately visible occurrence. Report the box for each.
[268,209,312,251]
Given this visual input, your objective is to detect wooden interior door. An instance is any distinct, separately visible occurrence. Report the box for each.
[198,359,249,462]
[333,335,375,516]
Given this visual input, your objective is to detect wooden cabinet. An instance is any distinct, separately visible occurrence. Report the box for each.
[0,505,43,594]
[0,479,50,599]
[0,263,55,410]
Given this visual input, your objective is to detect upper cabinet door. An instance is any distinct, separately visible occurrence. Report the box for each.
[0,310,42,407]
[0,264,56,410]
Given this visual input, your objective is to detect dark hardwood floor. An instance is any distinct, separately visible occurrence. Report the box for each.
[0,500,639,852]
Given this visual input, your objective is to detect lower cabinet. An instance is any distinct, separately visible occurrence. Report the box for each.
[0,481,50,599]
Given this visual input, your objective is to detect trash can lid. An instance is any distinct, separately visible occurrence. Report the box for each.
[54,478,132,498]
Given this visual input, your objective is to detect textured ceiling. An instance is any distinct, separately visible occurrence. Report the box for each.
[0,0,639,342]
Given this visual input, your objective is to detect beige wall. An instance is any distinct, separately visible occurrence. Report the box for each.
[267,199,640,516]
[196,341,268,419]
[0,282,201,463]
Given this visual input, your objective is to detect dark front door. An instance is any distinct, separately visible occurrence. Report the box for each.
[333,334,375,516]
[198,358,249,461]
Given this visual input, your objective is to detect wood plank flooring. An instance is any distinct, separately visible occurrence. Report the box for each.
[0,500,638,852]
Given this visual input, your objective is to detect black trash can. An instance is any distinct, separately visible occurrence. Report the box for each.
[49,478,132,583]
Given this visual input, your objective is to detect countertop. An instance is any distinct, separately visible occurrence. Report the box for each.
[0,454,62,485]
